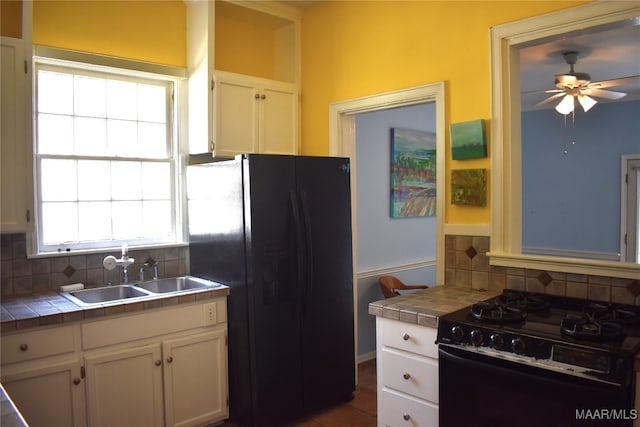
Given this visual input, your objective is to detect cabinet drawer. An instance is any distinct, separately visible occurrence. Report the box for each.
[379,388,438,427]
[379,318,437,358]
[380,348,438,403]
[1,325,75,364]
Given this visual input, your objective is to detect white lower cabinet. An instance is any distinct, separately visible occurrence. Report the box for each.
[85,343,164,427]
[376,317,438,427]
[163,330,228,427]
[2,359,86,427]
[1,298,229,427]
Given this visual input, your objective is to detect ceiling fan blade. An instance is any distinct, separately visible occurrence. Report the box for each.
[582,87,627,100]
[521,88,563,95]
[589,75,640,89]
[534,92,565,107]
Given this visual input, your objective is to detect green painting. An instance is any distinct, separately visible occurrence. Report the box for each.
[450,119,487,160]
[451,168,487,207]
[390,127,437,218]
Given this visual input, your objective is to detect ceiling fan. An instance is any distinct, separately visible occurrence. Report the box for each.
[533,51,634,115]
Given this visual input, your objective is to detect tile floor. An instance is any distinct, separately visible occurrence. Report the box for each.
[219,359,377,427]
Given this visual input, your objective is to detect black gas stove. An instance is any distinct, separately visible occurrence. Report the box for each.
[437,290,640,386]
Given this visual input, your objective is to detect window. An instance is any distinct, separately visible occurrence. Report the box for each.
[33,57,184,254]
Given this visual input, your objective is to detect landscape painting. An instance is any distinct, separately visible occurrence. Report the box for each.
[390,127,437,218]
[450,119,487,160]
[451,168,487,207]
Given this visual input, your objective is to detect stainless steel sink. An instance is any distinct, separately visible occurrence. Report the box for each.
[135,276,221,294]
[62,285,153,306]
[58,276,223,307]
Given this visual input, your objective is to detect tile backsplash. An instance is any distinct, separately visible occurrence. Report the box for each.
[1,234,187,298]
[444,234,640,305]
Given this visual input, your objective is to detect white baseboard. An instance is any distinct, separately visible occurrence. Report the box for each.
[357,351,376,364]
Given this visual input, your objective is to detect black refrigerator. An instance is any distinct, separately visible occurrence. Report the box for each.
[188,154,355,427]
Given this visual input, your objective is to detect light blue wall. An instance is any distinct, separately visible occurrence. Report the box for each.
[522,99,640,257]
[355,103,437,358]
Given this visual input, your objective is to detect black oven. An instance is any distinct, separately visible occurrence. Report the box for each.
[437,291,639,427]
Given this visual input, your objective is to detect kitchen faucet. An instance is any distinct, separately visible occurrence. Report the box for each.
[139,260,159,281]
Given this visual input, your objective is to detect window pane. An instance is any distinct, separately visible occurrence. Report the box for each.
[142,201,171,237]
[111,161,142,200]
[137,84,166,123]
[42,202,78,244]
[74,75,106,118]
[78,160,111,201]
[107,80,137,120]
[35,63,177,253]
[38,114,73,155]
[142,162,171,200]
[40,159,77,201]
[138,122,167,158]
[107,119,137,157]
[78,202,112,241]
[74,117,107,155]
[112,201,142,239]
[38,70,73,115]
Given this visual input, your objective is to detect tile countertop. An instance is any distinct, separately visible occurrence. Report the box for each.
[0,284,230,333]
[368,285,502,328]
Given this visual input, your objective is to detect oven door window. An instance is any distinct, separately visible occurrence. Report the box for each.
[439,346,634,427]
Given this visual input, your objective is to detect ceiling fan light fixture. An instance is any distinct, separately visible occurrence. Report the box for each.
[555,94,575,115]
[577,94,597,112]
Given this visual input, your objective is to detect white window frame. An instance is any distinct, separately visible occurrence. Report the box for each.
[28,47,189,257]
[621,155,640,263]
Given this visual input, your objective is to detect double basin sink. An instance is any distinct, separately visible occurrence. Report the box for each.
[59,276,222,307]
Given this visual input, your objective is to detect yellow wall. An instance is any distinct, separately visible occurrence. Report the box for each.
[300,0,590,224]
[1,0,22,38]
[32,0,186,67]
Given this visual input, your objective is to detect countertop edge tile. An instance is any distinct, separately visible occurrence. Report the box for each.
[369,285,501,326]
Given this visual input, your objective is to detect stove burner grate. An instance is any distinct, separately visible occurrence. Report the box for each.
[560,313,625,341]
[470,301,527,324]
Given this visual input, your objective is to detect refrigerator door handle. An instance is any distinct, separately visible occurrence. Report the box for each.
[299,190,314,315]
[289,190,305,317]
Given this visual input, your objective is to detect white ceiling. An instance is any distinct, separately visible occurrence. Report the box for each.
[520,17,640,110]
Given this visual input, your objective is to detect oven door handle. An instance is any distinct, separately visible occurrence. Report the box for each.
[438,344,627,391]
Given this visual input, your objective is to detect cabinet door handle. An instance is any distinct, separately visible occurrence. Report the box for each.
[403,373,411,380]
[19,344,28,352]
[155,360,162,366]
[402,333,410,341]
[73,378,81,385]
[403,414,411,421]
[166,356,173,363]
[260,94,266,99]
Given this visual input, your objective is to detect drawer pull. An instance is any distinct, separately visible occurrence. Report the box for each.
[19,344,28,352]
[402,333,410,341]
[403,413,411,421]
[403,373,411,380]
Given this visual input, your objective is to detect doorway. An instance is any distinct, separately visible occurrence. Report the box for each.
[329,83,445,360]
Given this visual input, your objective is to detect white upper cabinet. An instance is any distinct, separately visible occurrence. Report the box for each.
[1,1,34,233]
[186,0,301,159]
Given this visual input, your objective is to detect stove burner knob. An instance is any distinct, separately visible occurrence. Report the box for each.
[470,329,483,346]
[451,326,464,341]
[490,333,504,349]
[511,338,526,354]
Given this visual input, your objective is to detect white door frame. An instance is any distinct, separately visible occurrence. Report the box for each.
[329,82,446,301]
